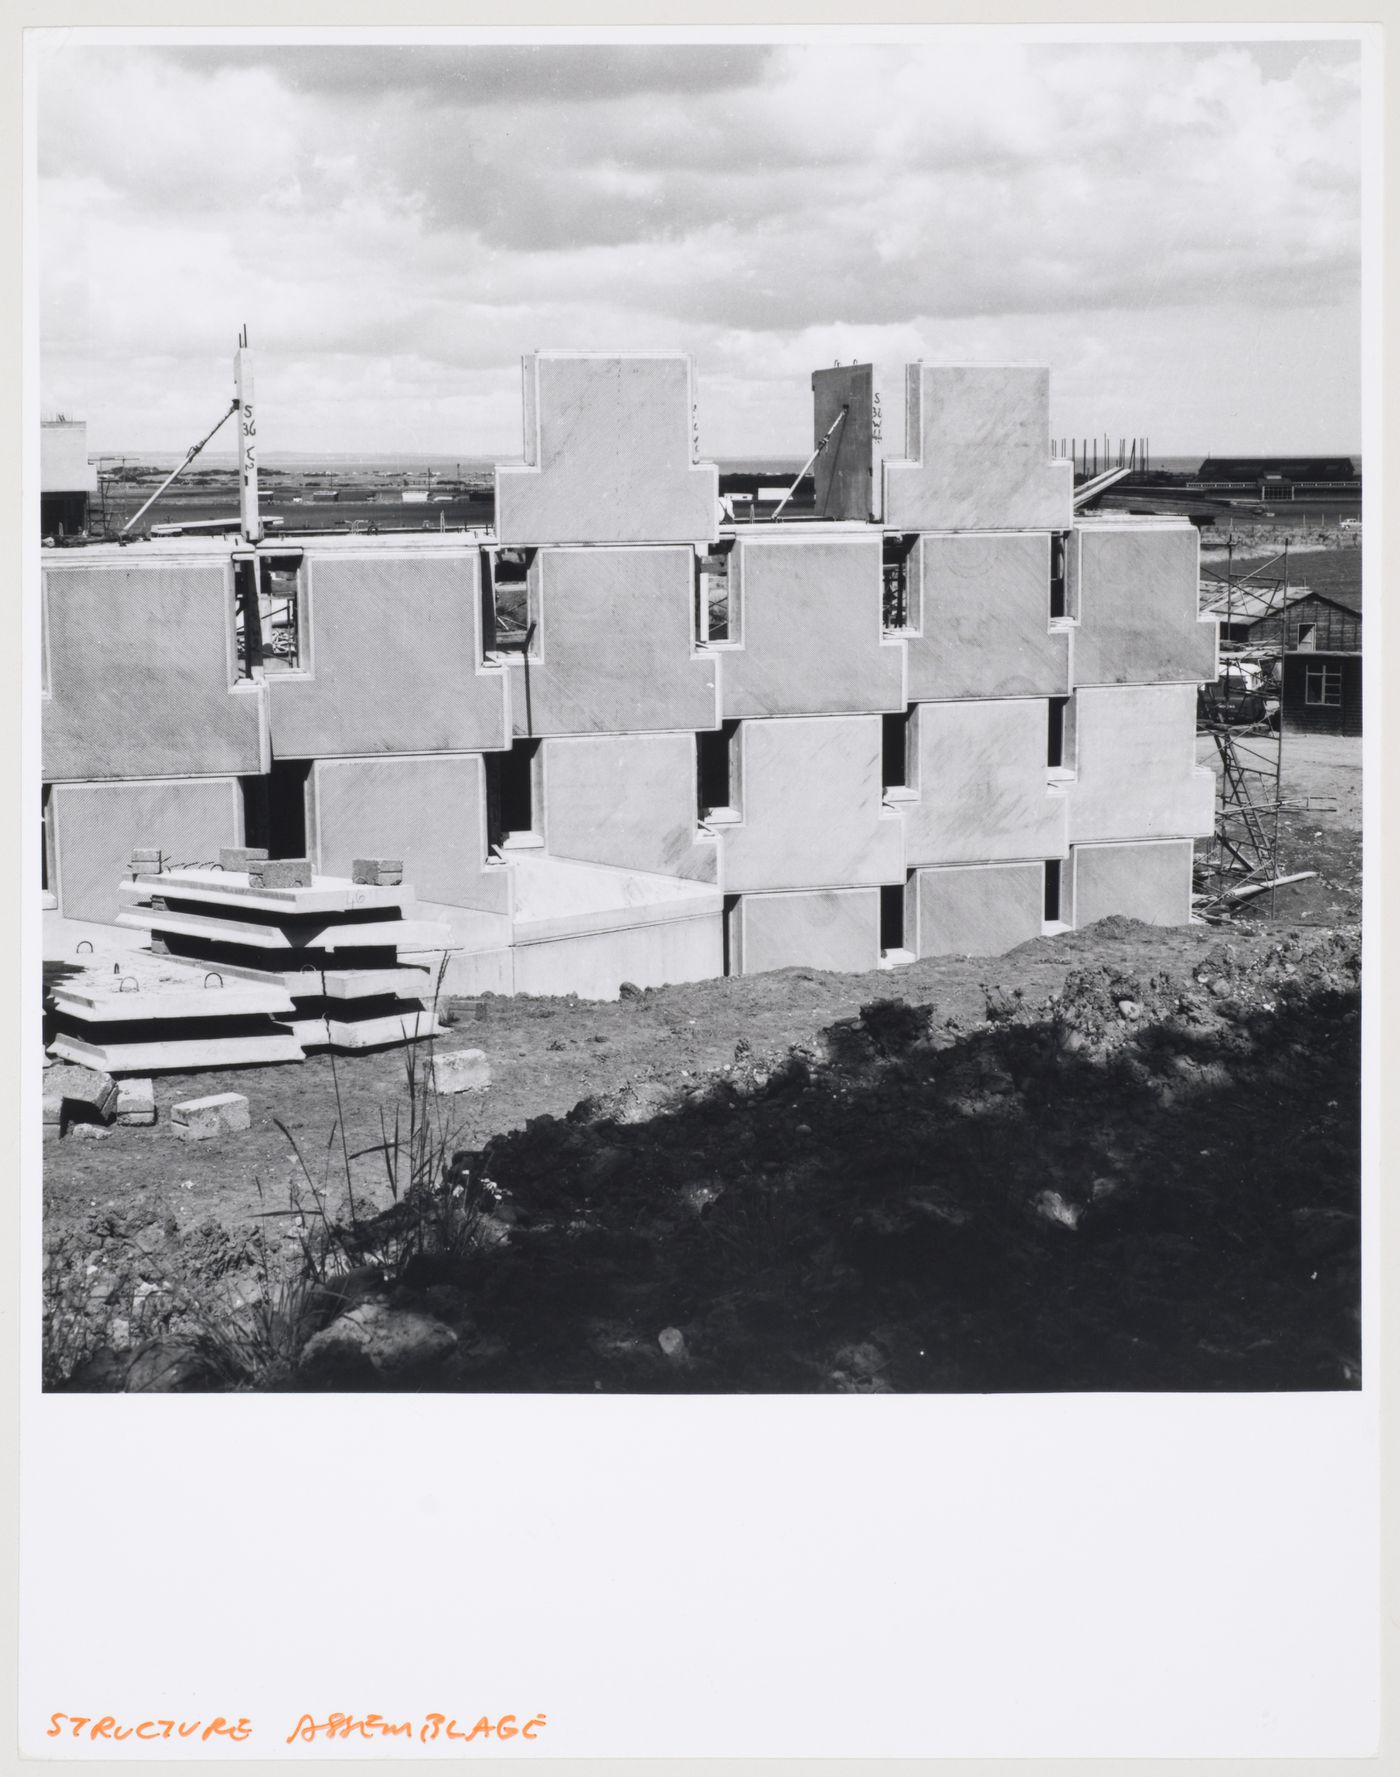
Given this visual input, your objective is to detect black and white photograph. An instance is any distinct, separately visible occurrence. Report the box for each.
[32,30,1370,1403]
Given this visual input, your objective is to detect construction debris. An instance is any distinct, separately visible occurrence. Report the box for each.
[171,1092,251,1141]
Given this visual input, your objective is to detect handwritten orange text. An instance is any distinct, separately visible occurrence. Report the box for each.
[48,1714,252,1743]
[286,1713,547,1745]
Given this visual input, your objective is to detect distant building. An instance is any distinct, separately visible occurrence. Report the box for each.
[1201,581,1362,737]
[1194,456,1357,484]
[41,419,97,536]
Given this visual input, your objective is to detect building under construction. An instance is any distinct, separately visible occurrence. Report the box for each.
[39,346,1218,999]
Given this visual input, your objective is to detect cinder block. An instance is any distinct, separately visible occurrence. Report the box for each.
[430,1050,492,1095]
[249,857,312,889]
[116,1077,156,1126]
[171,1092,251,1140]
[352,857,404,886]
[46,1062,118,1122]
[42,1092,63,1127]
[220,846,270,872]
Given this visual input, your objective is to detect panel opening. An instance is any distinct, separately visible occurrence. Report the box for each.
[234,559,264,678]
[499,738,539,835]
[267,760,310,858]
[882,534,917,631]
[485,547,537,653]
[722,894,740,977]
[879,881,906,953]
[882,707,913,792]
[697,721,739,818]
[259,555,304,672]
[1049,531,1070,620]
[1044,858,1062,923]
[695,541,734,643]
[41,784,53,894]
[1047,696,1070,769]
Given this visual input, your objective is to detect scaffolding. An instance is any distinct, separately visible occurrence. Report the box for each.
[1194,542,1290,918]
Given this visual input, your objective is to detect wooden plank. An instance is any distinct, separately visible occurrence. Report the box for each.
[49,1031,305,1075]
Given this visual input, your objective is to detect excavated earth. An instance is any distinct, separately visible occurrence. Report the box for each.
[45,916,1362,1396]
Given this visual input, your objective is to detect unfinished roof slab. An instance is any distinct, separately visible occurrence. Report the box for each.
[495,352,719,547]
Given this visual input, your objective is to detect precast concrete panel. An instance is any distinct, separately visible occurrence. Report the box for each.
[736,888,882,976]
[42,562,266,783]
[1072,839,1194,928]
[720,536,905,720]
[1071,522,1218,687]
[511,915,723,1000]
[51,777,243,926]
[1069,685,1216,844]
[718,715,905,894]
[908,532,1069,701]
[883,365,1073,533]
[507,547,718,738]
[267,552,510,759]
[911,862,1045,957]
[541,732,718,882]
[496,353,718,546]
[899,699,1068,866]
[308,754,510,913]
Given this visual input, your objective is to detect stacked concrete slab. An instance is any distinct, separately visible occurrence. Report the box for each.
[41,350,1216,998]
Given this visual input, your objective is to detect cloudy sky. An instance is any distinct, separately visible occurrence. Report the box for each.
[34,33,1364,459]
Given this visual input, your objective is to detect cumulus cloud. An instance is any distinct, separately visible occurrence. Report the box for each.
[35,35,1364,454]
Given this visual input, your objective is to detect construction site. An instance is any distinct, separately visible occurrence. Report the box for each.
[39,344,1362,1396]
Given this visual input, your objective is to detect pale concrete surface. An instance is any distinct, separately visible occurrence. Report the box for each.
[43,561,266,782]
[718,715,905,894]
[507,547,719,737]
[720,535,905,719]
[884,365,1073,532]
[911,861,1046,957]
[41,419,97,492]
[736,887,882,976]
[899,699,1069,866]
[50,778,245,926]
[1070,685,1216,844]
[1072,839,1194,927]
[508,852,720,941]
[496,353,718,546]
[511,912,723,1000]
[542,732,718,881]
[1071,521,1218,687]
[908,532,1070,701]
[268,550,511,758]
[310,754,510,914]
[809,363,908,523]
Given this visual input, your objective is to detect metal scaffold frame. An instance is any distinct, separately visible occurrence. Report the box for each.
[1194,541,1291,919]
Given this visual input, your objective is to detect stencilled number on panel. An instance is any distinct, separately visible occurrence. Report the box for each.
[871,390,882,443]
[242,404,256,485]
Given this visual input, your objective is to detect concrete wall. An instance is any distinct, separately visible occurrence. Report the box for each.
[308,753,511,913]
[1072,839,1194,928]
[720,535,905,719]
[884,365,1072,533]
[907,532,1069,701]
[506,547,718,738]
[268,551,510,759]
[541,732,718,881]
[42,562,267,783]
[41,422,96,493]
[1069,685,1215,845]
[718,715,904,893]
[50,777,243,925]
[911,862,1045,957]
[899,699,1068,866]
[735,887,882,976]
[496,353,718,546]
[512,913,723,1000]
[1071,521,1218,687]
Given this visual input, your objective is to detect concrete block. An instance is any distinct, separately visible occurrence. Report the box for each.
[883,364,1072,533]
[250,857,312,889]
[911,863,1046,958]
[50,778,244,926]
[42,560,266,783]
[908,533,1069,701]
[1069,686,1216,844]
[899,700,1068,867]
[352,858,405,886]
[720,536,905,720]
[496,352,718,546]
[171,1092,251,1140]
[220,846,269,872]
[116,1077,156,1126]
[736,888,881,976]
[430,1049,492,1094]
[42,1092,63,1127]
[130,847,166,870]
[46,1061,118,1122]
[1071,521,1218,687]
[541,733,718,882]
[266,549,510,760]
[1072,840,1194,928]
[69,1121,115,1140]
